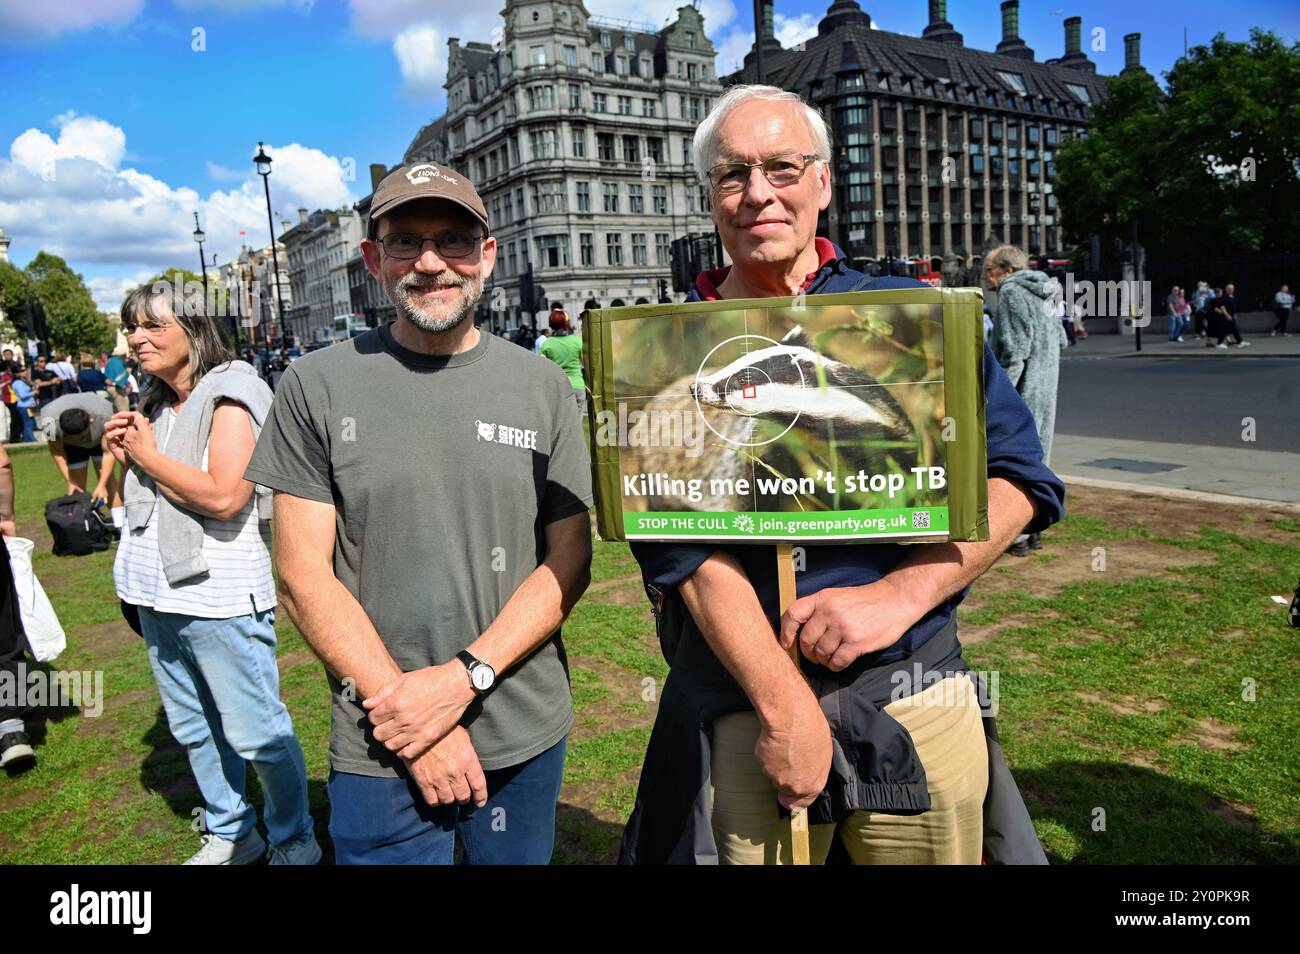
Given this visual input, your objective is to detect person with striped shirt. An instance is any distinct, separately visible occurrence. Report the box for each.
[106,284,317,865]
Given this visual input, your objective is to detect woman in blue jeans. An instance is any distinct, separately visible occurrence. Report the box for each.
[107,284,318,865]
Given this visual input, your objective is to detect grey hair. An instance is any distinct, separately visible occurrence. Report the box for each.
[120,282,234,416]
[691,85,831,184]
[987,244,1029,273]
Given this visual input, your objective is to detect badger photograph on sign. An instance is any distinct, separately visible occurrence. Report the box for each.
[582,287,989,544]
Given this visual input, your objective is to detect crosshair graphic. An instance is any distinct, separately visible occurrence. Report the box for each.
[693,334,808,448]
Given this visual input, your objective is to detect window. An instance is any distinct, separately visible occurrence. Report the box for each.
[568,84,581,109]
[529,128,558,159]
[580,233,594,266]
[563,45,577,67]
[682,136,692,165]
[1027,125,1040,145]
[528,85,553,110]
[971,155,985,174]
[530,45,546,66]
[631,233,647,266]
[606,233,623,266]
[532,180,565,214]
[593,92,607,112]
[655,232,671,265]
[616,56,628,76]
[622,135,639,163]
[591,51,603,73]
[1046,126,1058,145]
[509,135,520,165]
[618,95,632,115]
[506,242,517,276]
[576,181,591,212]
[1065,83,1091,105]
[597,133,615,162]
[642,99,656,117]
[687,62,698,81]
[685,31,696,49]
[652,184,667,214]
[602,182,619,212]
[989,121,1002,142]
[504,191,514,222]
[600,32,611,49]
[997,71,1027,95]
[641,57,651,79]
[628,183,644,213]
[536,234,570,269]
[623,34,636,52]
[647,137,663,164]
[689,97,702,121]
[571,127,586,158]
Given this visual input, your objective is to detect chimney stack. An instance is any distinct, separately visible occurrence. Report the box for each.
[297,208,308,225]
[1122,32,1145,74]
[1055,14,1095,71]
[995,1,1034,60]
[921,0,964,46]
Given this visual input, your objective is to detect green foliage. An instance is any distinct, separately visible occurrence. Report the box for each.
[23,251,115,355]
[1057,29,1300,259]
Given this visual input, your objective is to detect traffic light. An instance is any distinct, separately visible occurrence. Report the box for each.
[657,278,670,303]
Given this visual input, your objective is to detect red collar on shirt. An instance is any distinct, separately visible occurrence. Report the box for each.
[695,237,839,301]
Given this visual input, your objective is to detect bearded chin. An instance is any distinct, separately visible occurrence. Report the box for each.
[391,274,484,333]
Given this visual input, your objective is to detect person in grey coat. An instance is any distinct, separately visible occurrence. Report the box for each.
[985,245,1067,555]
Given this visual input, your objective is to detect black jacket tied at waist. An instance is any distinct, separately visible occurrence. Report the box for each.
[617,590,1046,865]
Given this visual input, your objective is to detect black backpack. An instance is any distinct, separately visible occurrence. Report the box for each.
[45,493,113,556]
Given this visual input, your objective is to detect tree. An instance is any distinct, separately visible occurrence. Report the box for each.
[0,260,32,343]
[1056,29,1300,262]
[25,251,116,355]
[140,268,230,318]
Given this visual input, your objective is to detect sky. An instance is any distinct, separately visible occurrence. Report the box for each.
[1,0,1296,311]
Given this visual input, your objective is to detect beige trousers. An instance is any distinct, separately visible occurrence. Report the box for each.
[709,674,989,864]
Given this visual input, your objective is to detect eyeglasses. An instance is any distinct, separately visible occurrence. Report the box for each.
[123,319,175,336]
[378,231,482,261]
[706,153,820,194]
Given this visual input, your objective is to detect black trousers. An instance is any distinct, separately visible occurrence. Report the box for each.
[1275,308,1292,333]
[0,539,29,722]
[4,404,22,445]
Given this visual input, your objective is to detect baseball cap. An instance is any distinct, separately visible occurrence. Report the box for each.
[368,162,490,239]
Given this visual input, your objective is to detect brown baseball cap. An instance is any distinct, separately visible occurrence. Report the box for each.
[368,162,490,239]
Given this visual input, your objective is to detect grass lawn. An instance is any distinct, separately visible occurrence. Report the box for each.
[0,441,1297,863]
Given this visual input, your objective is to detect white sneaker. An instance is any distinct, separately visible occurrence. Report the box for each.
[267,831,322,865]
[184,829,267,865]
[1237,340,1252,348]
[1176,336,1184,342]
[1216,343,1229,349]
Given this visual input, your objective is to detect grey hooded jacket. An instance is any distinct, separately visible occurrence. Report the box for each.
[991,269,1067,464]
[121,361,274,585]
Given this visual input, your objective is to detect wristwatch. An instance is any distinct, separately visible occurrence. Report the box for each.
[456,650,496,696]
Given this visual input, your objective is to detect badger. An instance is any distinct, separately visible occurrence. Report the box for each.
[690,325,911,442]
[626,325,919,512]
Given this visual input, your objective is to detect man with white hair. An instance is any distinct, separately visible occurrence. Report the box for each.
[621,86,1064,865]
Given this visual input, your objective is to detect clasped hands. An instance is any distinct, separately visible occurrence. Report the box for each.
[363,662,487,809]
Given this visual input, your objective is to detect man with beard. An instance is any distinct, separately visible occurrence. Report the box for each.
[245,163,593,864]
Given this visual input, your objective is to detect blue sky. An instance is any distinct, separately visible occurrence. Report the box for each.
[1,0,1296,309]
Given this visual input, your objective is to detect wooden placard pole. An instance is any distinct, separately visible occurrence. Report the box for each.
[775,542,811,866]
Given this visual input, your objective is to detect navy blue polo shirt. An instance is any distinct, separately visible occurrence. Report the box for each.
[630,241,1066,664]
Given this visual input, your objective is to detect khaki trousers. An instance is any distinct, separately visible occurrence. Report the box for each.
[709,674,989,865]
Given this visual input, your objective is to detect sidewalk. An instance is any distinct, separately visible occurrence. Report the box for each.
[1053,433,1300,507]
[1061,331,1300,361]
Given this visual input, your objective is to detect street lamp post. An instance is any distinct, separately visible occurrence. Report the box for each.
[254,142,288,348]
[192,212,208,304]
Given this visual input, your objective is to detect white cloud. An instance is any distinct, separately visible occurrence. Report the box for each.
[393,23,446,100]
[87,269,156,312]
[0,0,143,39]
[173,0,315,11]
[0,115,359,308]
[714,29,754,75]
[774,13,817,50]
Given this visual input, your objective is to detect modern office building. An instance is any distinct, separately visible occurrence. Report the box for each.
[726,0,1132,267]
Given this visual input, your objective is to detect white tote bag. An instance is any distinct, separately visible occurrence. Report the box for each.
[5,536,66,662]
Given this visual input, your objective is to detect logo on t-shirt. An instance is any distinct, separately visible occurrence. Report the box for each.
[475,419,538,450]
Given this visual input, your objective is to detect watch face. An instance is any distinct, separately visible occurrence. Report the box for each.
[471,666,494,691]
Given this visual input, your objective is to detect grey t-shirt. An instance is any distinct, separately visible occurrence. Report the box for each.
[38,393,114,448]
[245,323,593,776]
